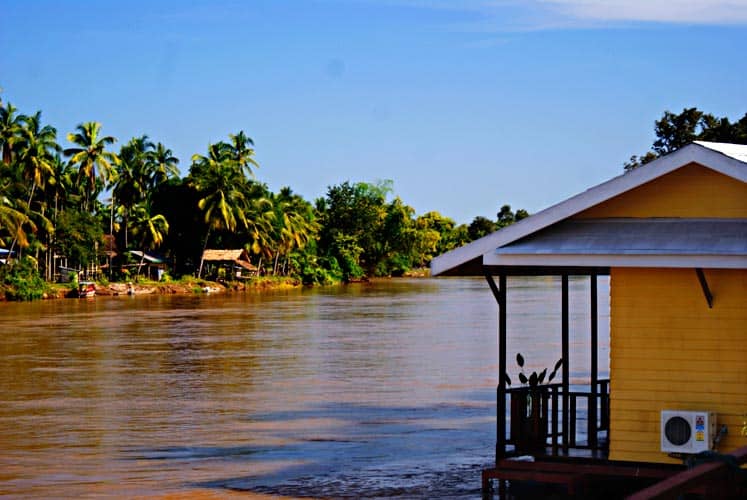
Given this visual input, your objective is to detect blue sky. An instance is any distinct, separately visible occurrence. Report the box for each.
[2,0,746,224]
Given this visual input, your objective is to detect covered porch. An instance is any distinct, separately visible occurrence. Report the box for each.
[483,268,610,462]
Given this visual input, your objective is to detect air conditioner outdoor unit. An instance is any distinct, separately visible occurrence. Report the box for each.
[661,410,716,453]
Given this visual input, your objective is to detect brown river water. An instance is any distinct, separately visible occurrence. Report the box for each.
[0,277,608,498]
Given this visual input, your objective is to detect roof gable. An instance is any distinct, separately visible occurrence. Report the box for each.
[431,142,747,276]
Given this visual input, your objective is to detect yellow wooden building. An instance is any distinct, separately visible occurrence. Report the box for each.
[431,141,746,495]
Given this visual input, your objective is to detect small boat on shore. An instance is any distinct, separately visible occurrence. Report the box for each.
[77,281,96,298]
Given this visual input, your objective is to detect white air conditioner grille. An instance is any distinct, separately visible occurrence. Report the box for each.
[664,416,691,446]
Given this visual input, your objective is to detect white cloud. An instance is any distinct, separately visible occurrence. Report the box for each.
[362,0,747,28]
[540,0,747,25]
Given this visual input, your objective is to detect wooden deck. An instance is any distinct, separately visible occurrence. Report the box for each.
[482,446,747,499]
[482,456,682,499]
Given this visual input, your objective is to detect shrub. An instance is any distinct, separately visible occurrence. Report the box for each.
[1,258,49,301]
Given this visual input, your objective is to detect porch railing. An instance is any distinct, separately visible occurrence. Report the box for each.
[502,379,610,456]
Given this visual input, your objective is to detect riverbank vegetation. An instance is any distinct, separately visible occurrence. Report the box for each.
[3,94,744,301]
[0,93,530,300]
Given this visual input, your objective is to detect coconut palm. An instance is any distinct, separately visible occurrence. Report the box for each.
[0,181,32,249]
[0,102,25,165]
[245,193,276,273]
[270,187,318,275]
[7,111,60,259]
[16,112,59,207]
[64,122,119,211]
[190,144,252,277]
[130,201,169,277]
[114,135,154,248]
[149,142,180,189]
[227,130,259,178]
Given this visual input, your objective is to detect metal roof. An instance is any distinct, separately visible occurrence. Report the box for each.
[128,250,166,264]
[431,142,747,276]
[481,218,747,270]
[497,219,747,256]
[695,141,747,164]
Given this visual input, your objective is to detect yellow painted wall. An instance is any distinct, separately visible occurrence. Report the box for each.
[609,268,747,463]
[579,162,747,463]
[576,163,747,218]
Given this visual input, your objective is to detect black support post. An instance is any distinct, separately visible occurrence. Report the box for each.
[484,271,507,463]
[498,274,507,461]
[561,274,569,452]
[590,274,599,449]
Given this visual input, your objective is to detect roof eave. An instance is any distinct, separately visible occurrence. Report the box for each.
[430,143,747,276]
[483,253,747,269]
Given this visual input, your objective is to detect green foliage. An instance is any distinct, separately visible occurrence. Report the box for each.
[3,95,540,285]
[468,216,497,240]
[1,257,48,300]
[54,208,103,269]
[507,353,563,389]
[625,108,747,171]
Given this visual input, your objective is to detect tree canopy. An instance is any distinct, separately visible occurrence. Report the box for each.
[0,92,531,291]
[624,108,747,171]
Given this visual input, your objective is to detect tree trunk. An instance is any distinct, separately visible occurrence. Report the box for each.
[273,252,280,276]
[197,229,210,278]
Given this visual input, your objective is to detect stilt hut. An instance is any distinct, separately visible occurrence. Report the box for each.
[200,249,257,279]
[431,141,747,497]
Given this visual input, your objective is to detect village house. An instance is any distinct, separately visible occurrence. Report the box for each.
[431,141,747,497]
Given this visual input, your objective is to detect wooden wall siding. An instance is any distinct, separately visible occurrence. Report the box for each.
[609,268,747,464]
[575,163,747,219]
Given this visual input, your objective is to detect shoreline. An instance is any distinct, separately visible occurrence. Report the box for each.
[1,270,431,302]
[0,276,306,302]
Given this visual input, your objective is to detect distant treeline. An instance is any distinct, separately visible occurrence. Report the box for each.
[4,95,743,295]
[0,93,528,290]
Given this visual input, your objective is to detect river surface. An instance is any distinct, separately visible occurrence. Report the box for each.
[0,277,608,498]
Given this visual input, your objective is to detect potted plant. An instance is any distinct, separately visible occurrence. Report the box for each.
[506,353,562,454]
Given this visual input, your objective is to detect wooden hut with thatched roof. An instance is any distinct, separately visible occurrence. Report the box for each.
[199,249,257,279]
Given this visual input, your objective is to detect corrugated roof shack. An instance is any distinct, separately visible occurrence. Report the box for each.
[128,250,167,281]
[431,142,747,497]
[199,249,258,280]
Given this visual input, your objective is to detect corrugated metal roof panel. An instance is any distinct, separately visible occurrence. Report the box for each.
[496,219,747,256]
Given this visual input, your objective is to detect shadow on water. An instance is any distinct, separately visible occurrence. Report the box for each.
[152,398,496,498]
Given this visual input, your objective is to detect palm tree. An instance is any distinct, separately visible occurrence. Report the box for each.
[16,112,59,207]
[149,142,180,189]
[245,193,276,273]
[114,135,153,248]
[0,181,32,250]
[64,122,119,211]
[227,130,259,178]
[0,102,25,165]
[8,111,60,259]
[190,144,251,277]
[271,187,318,275]
[130,201,169,277]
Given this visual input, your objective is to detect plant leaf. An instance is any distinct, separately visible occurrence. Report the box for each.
[518,372,528,385]
[548,371,556,383]
[516,353,524,368]
[529,372,538,388]
[505,373,512,387]
[538,368,547,385]
[554,358,563,371]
